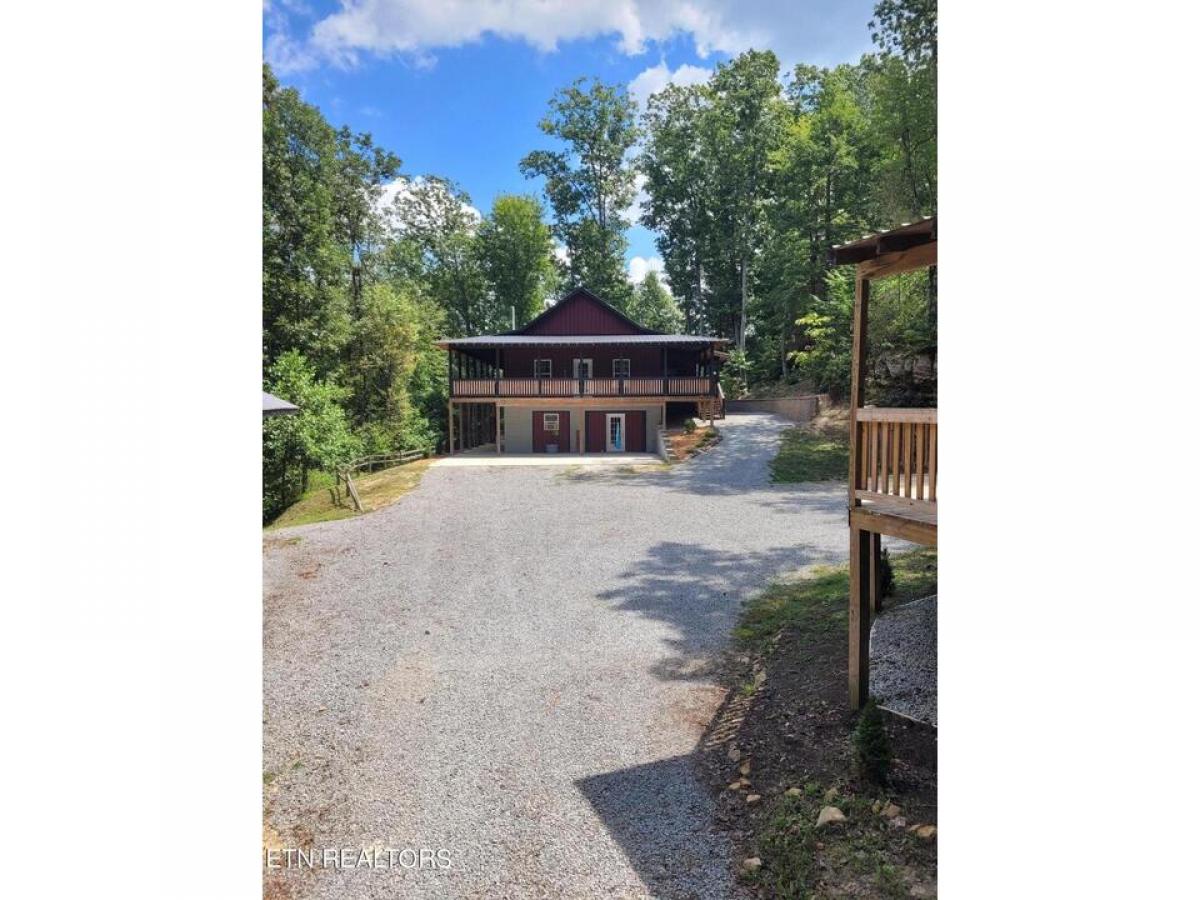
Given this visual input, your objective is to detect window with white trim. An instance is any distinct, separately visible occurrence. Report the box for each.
[612,358,631,378]
[542,412,560,433]
[534,358,552,378]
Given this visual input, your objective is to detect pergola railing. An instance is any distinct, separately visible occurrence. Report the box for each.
[450,375,719,398]
[853,407,937,509]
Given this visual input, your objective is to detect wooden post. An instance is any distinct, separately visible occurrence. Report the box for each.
[870,532,883,614]
[847,273,870,510]
[495,401,501,454]
[447,401,455,454]
[849,526,872,709]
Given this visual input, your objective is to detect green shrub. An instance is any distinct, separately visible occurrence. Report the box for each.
[853,700,892,785]
[683,418,698,434]
[879,548,895,598]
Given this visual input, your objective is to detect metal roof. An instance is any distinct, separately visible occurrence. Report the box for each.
[436,334,728,348]
[829,216,936,265]
[262,391,299,416]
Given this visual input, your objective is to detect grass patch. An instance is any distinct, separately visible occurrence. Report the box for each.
[749,790,920,899]
[265,458,435,530]
[735,548,937,651]
[769,426,849,483]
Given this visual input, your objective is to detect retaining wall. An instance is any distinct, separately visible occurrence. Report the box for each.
[724,394,826,423]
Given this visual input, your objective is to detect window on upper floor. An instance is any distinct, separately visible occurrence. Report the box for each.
[612,358,631,378]
[534,358,552,378]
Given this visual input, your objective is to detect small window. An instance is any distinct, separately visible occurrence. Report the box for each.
[534,359,552,378]
[543,412,560,433]
[613,358,631,378]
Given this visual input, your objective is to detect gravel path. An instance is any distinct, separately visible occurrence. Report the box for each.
[263,414,851,899]
[870,595,938,726]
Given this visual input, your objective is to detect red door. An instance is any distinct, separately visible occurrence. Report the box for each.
[532,410,570,453]
[585,411,606,452]
[626,411,646,452]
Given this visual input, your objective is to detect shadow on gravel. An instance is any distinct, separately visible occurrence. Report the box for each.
[596,541,840,683]
[574,754,735,899]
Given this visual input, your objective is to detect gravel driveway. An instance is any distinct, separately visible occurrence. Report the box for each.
[263,414,850,899]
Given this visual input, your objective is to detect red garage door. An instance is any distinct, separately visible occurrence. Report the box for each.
[584,410,646,452]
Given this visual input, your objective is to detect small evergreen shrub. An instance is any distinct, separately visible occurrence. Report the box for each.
[853,700,892,785]
[683,418,698,434]
[879,548,895,598]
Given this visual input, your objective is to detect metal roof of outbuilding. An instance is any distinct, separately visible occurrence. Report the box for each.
[262,391,299,416]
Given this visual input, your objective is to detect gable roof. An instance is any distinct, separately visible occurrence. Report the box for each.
[435,287,728,349]
[515,287,654,336]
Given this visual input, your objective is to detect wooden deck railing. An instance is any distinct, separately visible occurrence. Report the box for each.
[451,375,719,398]
[853,407,937,508]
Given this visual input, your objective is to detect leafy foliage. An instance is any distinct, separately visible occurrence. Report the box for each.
[520,77,639,310]
[854,700,893,785]
[627,272,683,332]
[879,547,896,598]
[262,1,938,520]
[263,351,362,521]
[475,194,559,328]
[638,0,937,392]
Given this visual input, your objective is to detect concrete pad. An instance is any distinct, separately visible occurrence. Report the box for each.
[433,451,663,468]
[870,594,937,727]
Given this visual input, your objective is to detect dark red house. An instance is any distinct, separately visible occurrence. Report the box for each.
[437,288,728,455]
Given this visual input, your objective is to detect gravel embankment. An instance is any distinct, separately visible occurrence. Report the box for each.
[870,594,938,727]
[263,414,853,899]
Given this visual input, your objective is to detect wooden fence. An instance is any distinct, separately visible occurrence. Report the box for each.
[337,449,430,513]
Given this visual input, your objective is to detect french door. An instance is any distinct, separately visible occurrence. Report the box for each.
[605,413,626,452]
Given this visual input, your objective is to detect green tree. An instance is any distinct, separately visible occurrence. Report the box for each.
[390,177,488,335]
[789,268,855,401]
[520,78,639,310]
[707,50,785,350]
[640,83,718,333]
[865,1,936,221]
[627,272,684,333]
[475,194,558,328]
[262,65,349,377]
[262,350,363,522]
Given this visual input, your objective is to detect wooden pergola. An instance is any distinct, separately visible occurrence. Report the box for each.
[830,217,937,709]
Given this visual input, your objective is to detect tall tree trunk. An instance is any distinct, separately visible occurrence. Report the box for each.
[738,256,748,352]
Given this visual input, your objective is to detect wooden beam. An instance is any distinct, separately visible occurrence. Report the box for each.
[849,525,872,709]
[857,241,937,281]
[850,507,937,547]
[855,407,938,423]
[846,275,870,509]
[869,532,883,615]
[447,401,455,455]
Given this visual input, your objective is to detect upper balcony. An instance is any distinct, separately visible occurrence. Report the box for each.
[451,375,719,399]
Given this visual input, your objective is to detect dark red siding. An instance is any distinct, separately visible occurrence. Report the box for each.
[583,409,647,452]
[503,346,669,378]
[532,410,570,453]
[521,291,645,336]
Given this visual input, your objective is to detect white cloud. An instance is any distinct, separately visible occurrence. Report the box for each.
[553,243,571,265]
[266,1,874,74]
[628,60,711,109]
[378,176,482,231]
[628,255,666,284]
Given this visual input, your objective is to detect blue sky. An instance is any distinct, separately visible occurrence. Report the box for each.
[264,0,877,278]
